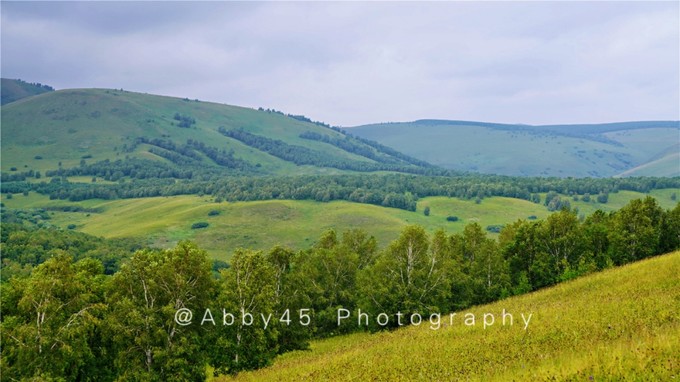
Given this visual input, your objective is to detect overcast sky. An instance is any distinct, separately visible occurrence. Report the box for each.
[2,1,678,126]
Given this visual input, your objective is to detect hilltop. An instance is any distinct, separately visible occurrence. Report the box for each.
[348,119,680,177]
[1,78,54,105]
[0,85,433,177]
[225,250,680,381]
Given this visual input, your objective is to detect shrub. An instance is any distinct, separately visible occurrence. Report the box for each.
[208,210,221,216]
[191,222,209,229]
[527,215,537,220]
[446,216,459,222]
[67,224,77,230]
[485,224,504,233]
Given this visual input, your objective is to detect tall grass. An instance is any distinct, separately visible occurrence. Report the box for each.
[223,251,679,381]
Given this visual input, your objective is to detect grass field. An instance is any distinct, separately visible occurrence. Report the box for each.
[217,250,680,381]
[349,121,679,177]
[0,88,398,175]
[3,189,677,260]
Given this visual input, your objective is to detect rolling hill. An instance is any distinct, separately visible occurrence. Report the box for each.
[0,83,433,177]
[1,78,54,105]
[3,189,677,260]
[223,250,680,381]
[348,119,680,177]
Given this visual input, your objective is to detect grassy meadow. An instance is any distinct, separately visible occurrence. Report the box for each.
[218,250,680,381]
[3,188,678,260]
[349,121,679,177]
[0,88,384,175]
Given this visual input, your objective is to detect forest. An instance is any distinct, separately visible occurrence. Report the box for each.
[2,159,679,210]
[1,196,678,381]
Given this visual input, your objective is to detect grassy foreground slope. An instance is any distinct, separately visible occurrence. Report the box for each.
[224,251,680,381]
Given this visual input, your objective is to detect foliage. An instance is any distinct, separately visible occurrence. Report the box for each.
[191,221,209,229]
[0,198,678,380]
[226,250,680,381]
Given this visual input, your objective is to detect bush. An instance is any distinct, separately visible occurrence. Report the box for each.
[423,206,430,216]
[446,216,459,222]
[527,215,537,220]
[191,222,209,229]
[67,224,77,230]
[208,210,221,216]
[34,155,43,160]
[597,193,609,204]
[485,224,504,233]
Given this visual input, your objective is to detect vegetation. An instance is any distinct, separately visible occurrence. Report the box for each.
[1,83,679,380]
[1,197,678,380]
[227,250,680,381]
[191,221,210,229]
[1,78,54,105]
[350,120,680,177]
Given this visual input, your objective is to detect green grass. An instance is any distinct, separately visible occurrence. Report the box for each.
[219,251,680,381]
[349,121,679,177]
[0,88,401,175]
[4,189,677,261]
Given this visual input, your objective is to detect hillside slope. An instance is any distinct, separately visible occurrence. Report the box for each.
[348,120,680,177]
[3,189,677,260]
[1,78,54,105]
[225,251,680,381]
[1,88,432,176]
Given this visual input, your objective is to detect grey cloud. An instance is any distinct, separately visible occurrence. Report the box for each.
[1,1,677,126]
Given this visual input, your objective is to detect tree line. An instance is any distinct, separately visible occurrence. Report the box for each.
[3,165,679,209]
[1,197,678,380]
[218,127,441,174]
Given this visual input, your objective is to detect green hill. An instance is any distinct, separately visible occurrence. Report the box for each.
[348,120,680,177]
[1,87,432,176]
[223,250,680,381]
[1,78,54,105]
[4,189,677,260]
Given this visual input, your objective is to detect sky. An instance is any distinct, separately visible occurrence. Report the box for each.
[1,1,679,127]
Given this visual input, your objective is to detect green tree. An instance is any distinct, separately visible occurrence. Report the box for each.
[266,246,311,353]
[340,228,378,269]
[359,226,452,328]
[540,209,584,274]
[297,241,359,336]
[212,249,277,374]
[608,197,663,265]
[1,254,107,381]
[107,242,214,381]
[659,203,680,253]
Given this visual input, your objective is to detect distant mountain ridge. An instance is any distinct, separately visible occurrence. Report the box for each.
[348,119,679,177]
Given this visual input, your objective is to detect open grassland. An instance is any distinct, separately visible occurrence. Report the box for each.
[3,189,678,260]
[0,88,383,175]
[349,121,679,177]
[220,251,680,381]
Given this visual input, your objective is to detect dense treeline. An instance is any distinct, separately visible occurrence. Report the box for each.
[219,127,442,175]
[3,169,679,210]
[299,131,409,166]
[1,197,678,380]
[0,223,143,277]
[273,108,433,168]
[300,131,395,163]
